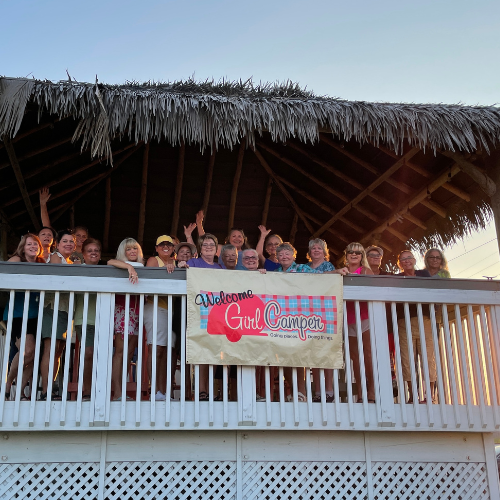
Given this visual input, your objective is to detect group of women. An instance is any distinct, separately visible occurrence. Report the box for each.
[2,205,451,404]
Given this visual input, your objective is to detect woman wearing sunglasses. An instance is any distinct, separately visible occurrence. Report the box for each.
[343,243,375,403]
[424,248,451,278]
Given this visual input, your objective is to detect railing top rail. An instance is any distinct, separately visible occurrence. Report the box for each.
[1,261,500,292]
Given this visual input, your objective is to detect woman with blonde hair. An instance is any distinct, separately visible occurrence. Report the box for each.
[424,248,451,278]
[343,242,375,403]
[108,238,144,400]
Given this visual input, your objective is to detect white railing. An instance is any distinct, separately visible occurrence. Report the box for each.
[0,263,499,432]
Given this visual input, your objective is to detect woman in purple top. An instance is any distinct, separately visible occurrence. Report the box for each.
[178,233,221,400]
[256,225,282,271]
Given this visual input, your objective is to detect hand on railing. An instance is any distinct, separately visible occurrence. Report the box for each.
[166,262,175,274]
[335,267,349,276]
[178,261,189,269]
[127,264,139,283]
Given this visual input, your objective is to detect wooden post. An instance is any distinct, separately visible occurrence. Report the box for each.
[202,148,216,218]
[103,177,111,253]
[171,142,185,237]
[137,143,150,246]
[289,213,298,245]
[0,215,8,261]
[2,136,40,231]
[261,177,273,227]
[228,140,245,233]
[69,205,75,229]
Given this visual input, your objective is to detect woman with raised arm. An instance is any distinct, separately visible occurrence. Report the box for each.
[195,210,248,269]
[38,226,56,262]
[343,242,375,403]
[4,234,44,401]
[108,238,144,400]
[40,230,78,400]
[179,233,222,400]
[424,248,451,278]
[144,235,176,401]
[256,226,282,271]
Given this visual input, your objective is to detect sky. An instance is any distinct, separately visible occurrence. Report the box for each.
[1,0,499,277]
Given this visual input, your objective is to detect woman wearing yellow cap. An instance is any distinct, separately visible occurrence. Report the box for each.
[145,235,177,401]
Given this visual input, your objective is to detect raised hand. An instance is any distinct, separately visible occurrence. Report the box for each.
[258,225,271,237]
[39,187,51,205]
[184,223,196,238]
[195,210,204,225]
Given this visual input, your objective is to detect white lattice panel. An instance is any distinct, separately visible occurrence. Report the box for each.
[104,460,237,500]
[372,461,489,500]
[242,461,367,500]
[0,462,100,500]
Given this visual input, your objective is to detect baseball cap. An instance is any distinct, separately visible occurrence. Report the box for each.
[156,235,174,246]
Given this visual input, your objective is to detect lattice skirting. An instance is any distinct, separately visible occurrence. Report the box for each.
[0,460,491,500]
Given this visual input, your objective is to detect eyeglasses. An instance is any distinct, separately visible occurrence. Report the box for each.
[399,257,415,262]
[157,242,173,248]
[427,256,442,260]
[243,256,257,260]
[202,243,216,248]
[367,253,381,258]
[347,251,362,255]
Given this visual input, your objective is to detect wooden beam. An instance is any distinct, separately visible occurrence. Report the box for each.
[277,174,365,233]
[302,211,348,244]
[288,212,298,245]
[0,149,84,193]
[0,136,73,171]
[49,145,141,224]
[228,140,245,233]
[257,141,350,203]
[201,148,216,218]
[103,177,111,253]
[3,136,40,231]
[252,147,315,235]
[440,150,496,197]
[1,142,140,208]
[401,212,427,230]
[0,214,8,261]
[312,148,420,238]
[441,182,471,202]
[171,141,185,237]
[386,226,409,243]
[420,198,447,218]
[372,142,431,178]
[137,144,149,246]
[261,177,273,227]
[258,141,380,223]
[319,133,413,194]
[287,140,394,209]
[361,164,461,245]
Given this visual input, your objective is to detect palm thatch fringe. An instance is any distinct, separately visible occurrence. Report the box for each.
[1,76,500,160]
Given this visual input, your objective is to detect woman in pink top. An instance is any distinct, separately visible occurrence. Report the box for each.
[344,242,375,403]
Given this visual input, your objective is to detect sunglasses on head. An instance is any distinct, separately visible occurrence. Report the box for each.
[347,250,362,255]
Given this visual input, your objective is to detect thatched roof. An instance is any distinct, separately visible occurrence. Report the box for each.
[1,75,499,269]
[2,76,500,161]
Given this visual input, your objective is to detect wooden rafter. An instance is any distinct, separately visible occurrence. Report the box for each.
[302,211,348,244]
[440,150,496,197]
[137,143,149,246]
[48,146,142,224]
[253,147,315,234]
[171,141,185,237]
[401,212,427,230]
[261,177,273,227]
[386,226,409,243]
[420,198,447,218]
[372,142,431,178]
[288,212,298,245]
[103,177,111,253]
[319,134,413,193]
[257,141,380,222]
[361,163,461,245]
[0,136,73,171]
[201,149,216,217]
[2,142,140,209]
[228,140,245,233]
[3,136,40,231]
[287,141,395,209]
[276,174,365,233]
[441,182,471,202]
[312,148,420,238]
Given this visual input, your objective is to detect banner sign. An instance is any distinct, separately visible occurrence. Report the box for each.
[186,269,344,369]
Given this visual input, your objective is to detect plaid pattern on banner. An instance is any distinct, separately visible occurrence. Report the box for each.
[199,292,337,335]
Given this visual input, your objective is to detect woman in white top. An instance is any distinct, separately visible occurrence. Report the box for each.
[108,238,144,401]
[40,230,78,400]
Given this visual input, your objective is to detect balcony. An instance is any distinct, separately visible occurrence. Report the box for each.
[1,262,499,432]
